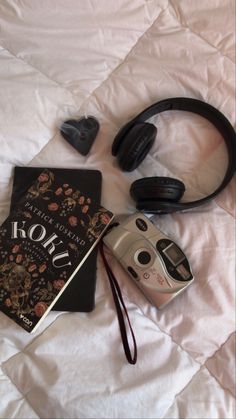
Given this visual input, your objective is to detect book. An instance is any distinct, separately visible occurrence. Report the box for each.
[0,169,114,333]
[10,166,102,313]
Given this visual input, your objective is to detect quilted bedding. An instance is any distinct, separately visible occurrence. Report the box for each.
[0,1,235,418]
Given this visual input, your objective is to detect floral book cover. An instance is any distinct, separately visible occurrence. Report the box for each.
[0,169,114,333]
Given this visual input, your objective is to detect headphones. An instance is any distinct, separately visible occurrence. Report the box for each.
[112,97,236,214]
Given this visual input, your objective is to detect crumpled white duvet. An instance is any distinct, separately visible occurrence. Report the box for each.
[0,1,235,418]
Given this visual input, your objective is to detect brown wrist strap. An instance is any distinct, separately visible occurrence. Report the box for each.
[99,241,137,365]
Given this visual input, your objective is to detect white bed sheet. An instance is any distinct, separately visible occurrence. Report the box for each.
[0,1,235,418]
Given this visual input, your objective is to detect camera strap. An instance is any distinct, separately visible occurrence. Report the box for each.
[99,240,137,365]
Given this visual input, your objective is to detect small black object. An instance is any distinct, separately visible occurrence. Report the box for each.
[130,177,185,211]
[116,123,157,171]
[60,116,99,156]
[137,251,151,265]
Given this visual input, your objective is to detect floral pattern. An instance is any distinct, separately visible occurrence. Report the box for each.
[0,242,65,323]
[0,169,113,331]
[26,169,113,240]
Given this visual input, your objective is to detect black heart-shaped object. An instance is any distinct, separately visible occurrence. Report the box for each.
[60,116,99,156]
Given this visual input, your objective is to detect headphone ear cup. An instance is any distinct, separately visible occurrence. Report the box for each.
[117,122,157,172]
[130,177,185,206]
[112,121,134,156]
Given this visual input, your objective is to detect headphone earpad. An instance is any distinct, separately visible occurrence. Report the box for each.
[117,123,157,172]
[130,177,185,204]
[112,121,134,156]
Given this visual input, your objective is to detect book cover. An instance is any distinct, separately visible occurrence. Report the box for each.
[0,169,114,333]
[10,166,102,313]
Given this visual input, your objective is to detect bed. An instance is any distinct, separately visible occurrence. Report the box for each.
[0,1,235,418]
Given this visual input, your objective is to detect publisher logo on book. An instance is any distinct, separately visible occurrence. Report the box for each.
[19,313,33,328]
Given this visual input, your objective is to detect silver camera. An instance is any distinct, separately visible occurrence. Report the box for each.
[103,213,194,309]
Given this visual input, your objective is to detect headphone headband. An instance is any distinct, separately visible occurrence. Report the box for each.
[112,97,236,213]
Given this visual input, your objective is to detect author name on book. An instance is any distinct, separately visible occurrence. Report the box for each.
[23,201,86,246]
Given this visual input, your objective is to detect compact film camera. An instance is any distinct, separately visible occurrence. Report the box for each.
[103,213,194,309]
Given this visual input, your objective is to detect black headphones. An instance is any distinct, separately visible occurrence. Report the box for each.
[112,97,236,214]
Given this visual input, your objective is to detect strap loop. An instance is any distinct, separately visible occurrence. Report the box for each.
[99,241,137,365]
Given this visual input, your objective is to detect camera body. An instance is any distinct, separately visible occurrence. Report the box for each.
[103,213,194,309]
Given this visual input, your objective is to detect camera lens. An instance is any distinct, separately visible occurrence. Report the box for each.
[137,251,151,265]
